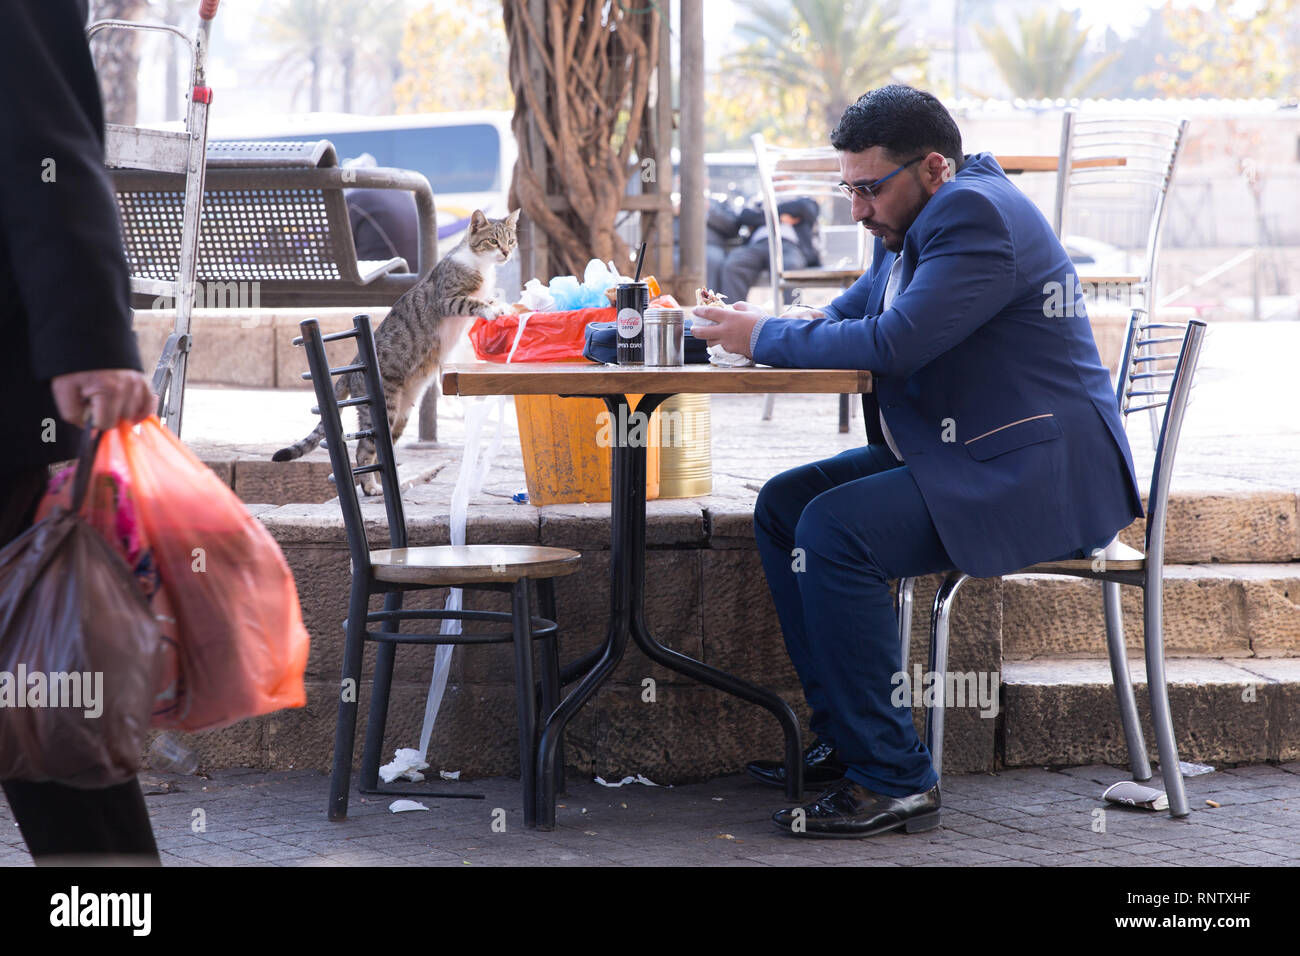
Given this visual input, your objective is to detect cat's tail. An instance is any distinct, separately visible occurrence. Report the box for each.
[272,371,351,462]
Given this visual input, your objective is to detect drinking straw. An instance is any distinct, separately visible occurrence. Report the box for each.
[633,241,647,282]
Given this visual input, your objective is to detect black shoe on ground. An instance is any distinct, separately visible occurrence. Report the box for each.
[771,778,941,838]
[745,738,847,789]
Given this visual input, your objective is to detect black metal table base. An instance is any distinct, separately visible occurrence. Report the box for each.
[534,394,803,829]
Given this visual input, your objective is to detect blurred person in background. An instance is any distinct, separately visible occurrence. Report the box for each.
[343,153,421,273]
[709,196,821,306]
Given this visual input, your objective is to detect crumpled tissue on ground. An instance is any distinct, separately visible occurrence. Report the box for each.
[594,774,667,788]
[380,747,430,783]
[388,799,429,813]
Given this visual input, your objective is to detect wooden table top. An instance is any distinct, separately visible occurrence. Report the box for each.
[772,154,1127,175]
[442,362,872,397]
[997,155,1127,174]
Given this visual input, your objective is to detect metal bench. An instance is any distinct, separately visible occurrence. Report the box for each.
[111,139,437,310]
[112,138,444,438]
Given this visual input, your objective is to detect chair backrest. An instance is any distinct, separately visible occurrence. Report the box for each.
[750,134,865,305]
[296,314,406,573]
[1052,110,1189,310]
[1113,309,1207,562]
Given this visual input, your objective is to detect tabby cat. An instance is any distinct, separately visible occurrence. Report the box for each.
[273,208,519,495]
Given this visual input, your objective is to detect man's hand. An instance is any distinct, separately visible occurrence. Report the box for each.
[691,301,763,357]
[50,369,155,430]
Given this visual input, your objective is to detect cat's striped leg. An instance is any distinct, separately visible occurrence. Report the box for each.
[353,385,385,497]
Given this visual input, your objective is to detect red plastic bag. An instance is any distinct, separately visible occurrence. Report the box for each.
[96,417,309,731]
[468,307,613,362]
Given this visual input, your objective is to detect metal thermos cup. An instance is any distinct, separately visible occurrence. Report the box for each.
[615,281,649,364]
[643,307,685,366]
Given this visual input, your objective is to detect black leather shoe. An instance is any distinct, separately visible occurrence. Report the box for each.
[772,778,941,838]
[746,738,847,789]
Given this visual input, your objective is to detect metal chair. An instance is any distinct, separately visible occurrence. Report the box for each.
[895,312,1207,818]
[296,314,582,826]
[1053,109,1189,311]
[1053,109,1190,445]
[751,134,869,432]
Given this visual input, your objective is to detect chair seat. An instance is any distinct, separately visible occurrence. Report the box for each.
[370,544,582,586]
[780,267,865,285]
[1021,539,1145,575]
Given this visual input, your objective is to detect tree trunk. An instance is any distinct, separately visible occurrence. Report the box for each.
[161,0,183,121]
[341,51,354,113]
[89,0,149,126]
[310,46,323,112]
[503,0,660,278]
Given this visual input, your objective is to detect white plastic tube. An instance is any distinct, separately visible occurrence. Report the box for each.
[412,313,526,760]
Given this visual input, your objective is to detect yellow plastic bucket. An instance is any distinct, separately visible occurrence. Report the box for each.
[514,393,661,505]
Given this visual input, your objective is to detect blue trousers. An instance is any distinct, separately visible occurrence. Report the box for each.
[754,444,1108,797]
[754,446,949,796]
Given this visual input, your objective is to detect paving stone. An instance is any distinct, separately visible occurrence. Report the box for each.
[8,761,1293,868]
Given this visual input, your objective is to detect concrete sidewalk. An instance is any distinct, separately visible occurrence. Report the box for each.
[4,763,1298,867]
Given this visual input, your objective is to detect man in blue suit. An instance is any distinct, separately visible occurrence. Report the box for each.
[693,85,1144,838]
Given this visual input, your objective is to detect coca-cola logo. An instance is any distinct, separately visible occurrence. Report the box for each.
[617,307,643,338]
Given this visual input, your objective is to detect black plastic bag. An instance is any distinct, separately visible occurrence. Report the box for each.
[583,320,712,364]
[0,430,160,787]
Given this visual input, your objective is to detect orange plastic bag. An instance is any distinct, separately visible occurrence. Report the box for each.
[99,417,309,731]
[468,307,613,362]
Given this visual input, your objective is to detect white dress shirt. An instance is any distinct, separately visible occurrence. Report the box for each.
[880,256,904,461]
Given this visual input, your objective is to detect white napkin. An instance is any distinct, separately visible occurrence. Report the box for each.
[706,344,754,367]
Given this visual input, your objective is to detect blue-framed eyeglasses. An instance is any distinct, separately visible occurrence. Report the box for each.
[837,156,924,201]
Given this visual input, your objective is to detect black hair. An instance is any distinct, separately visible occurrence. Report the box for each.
[830,85,962,165]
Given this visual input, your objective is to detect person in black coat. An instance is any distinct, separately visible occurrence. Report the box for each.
[0,0,158,863]
[343,153,420,272]
[712,196,821,306]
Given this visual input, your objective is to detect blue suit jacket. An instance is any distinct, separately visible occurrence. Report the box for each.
[753,152,1144,578]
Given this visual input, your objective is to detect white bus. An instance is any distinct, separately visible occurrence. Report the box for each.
[207,110,517,251]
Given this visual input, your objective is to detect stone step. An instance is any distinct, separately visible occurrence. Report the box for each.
[200,453,448,505]
[135,308,390,390]
[1001,657,1300,768]
[154,655,1300,783]
[1001,563,1300,660]
[228,474,1299,559]
[1114,490,1298,565]
[158,488,1299,784]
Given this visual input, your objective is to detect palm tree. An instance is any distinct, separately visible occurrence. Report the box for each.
[259,0,333,112]
[729,0,928,140]
[975,8,1120,100]
[330,1,408,113]
[260,0,413,113]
